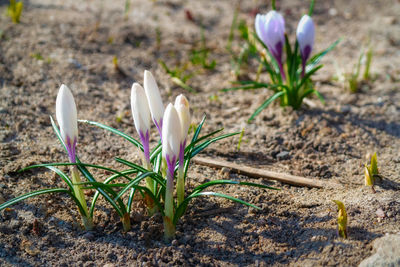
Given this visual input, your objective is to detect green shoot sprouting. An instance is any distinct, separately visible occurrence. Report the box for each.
[363,45,373,81]
[364,152,380,192]
[237,127,245,151]
[158,59,195,93]
[336,43,374,93]
[124,0,131,19]
[332,200,347,239]
[190,28,216,70]
[7,0,23,24]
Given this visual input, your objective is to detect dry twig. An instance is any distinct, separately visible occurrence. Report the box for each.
[193,157,339,189]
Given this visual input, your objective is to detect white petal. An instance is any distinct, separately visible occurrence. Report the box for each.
[144,70,164,124]
[162,103,182,159]
[131,83,151,135]
[296,15,315,54]
[174,94,191,141]
[56,84,78,143]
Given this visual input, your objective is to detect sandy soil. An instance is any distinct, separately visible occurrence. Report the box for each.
[1,0,400,266]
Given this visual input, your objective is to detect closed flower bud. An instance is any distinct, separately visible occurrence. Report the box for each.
[131,83,152,163]
[162,103,182,164]
[174,94,191,142]
[56,84,78,162]
[131,83,151,138]
[255,10,285,64]
[144,70,164,135]
[296,15,315,64]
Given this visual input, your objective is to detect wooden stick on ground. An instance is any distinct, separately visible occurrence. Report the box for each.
[193,157,339,189]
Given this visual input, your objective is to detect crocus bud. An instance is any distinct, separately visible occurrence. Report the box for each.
[162,104,182,168]
[56,84,78,163]
[296,15,315,69]
[162,103,182,239]
[174,94,191,143]
[255,11,286,66]
[144,70,164,136]
[131,83,151,163]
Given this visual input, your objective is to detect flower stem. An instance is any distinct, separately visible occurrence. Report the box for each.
[121,212,131,232]
[177,167,184,207]
[163,215,176,242]
[71,166,93,230]
[163,160,175,240]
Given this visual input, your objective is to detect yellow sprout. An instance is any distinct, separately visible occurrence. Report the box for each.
[332,200,347,239]
[364,152,379,186]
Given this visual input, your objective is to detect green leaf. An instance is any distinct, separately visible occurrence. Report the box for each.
[75,160,126,218]
[114,158,166,186]
[79,120,143,150]
[192,180,279,194]
[248,91,285,122]
[21,162,133,182]
[173,191,261,225]
[307,39,340,70]
[0,188,87,216]
[190,115,206,144]
[90,169,137,212]
[190,132,240,158]
[44,166,74,191]
[114,172,157,201]
[50,115,68,153]
[298,65,323,90]
[149,142,162,162]
[184,128,223,153]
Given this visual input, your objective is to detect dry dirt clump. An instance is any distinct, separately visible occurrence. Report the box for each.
[1,0,400,266]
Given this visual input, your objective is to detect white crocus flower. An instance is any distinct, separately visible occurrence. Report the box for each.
[144,70,164,136]
[162,103,182,165]
[255,11,285,62]
[131,82,152,165]
[255,10,286,80]
[162,103,182,239]
[174,94,191,207]
[56,84,92,230]
[297,14,315,69]
[56,84,78,163]
[174,94,191,143]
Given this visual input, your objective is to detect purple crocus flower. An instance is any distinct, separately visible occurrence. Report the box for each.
[255,10,286,80]
[296,15,315,77]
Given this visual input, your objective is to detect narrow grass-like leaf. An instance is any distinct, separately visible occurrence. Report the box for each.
[184,128,223,153]
[191,115,206,144]
[190,132,240,158]
[173,191,261,225]
[298,65,323,90]
[192,180,279,194]
[44,166,74,191]
[0,188,86,216]
[307,39,340,69]
[79,120,143,150]
[90,169,137,212]
[248,91,285,122]
[115,158,166,186]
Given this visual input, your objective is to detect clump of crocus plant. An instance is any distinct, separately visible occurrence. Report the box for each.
[56,85,93,230]
[223,0,339,121]
[86,70,277,240]
[0,70,277,241]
